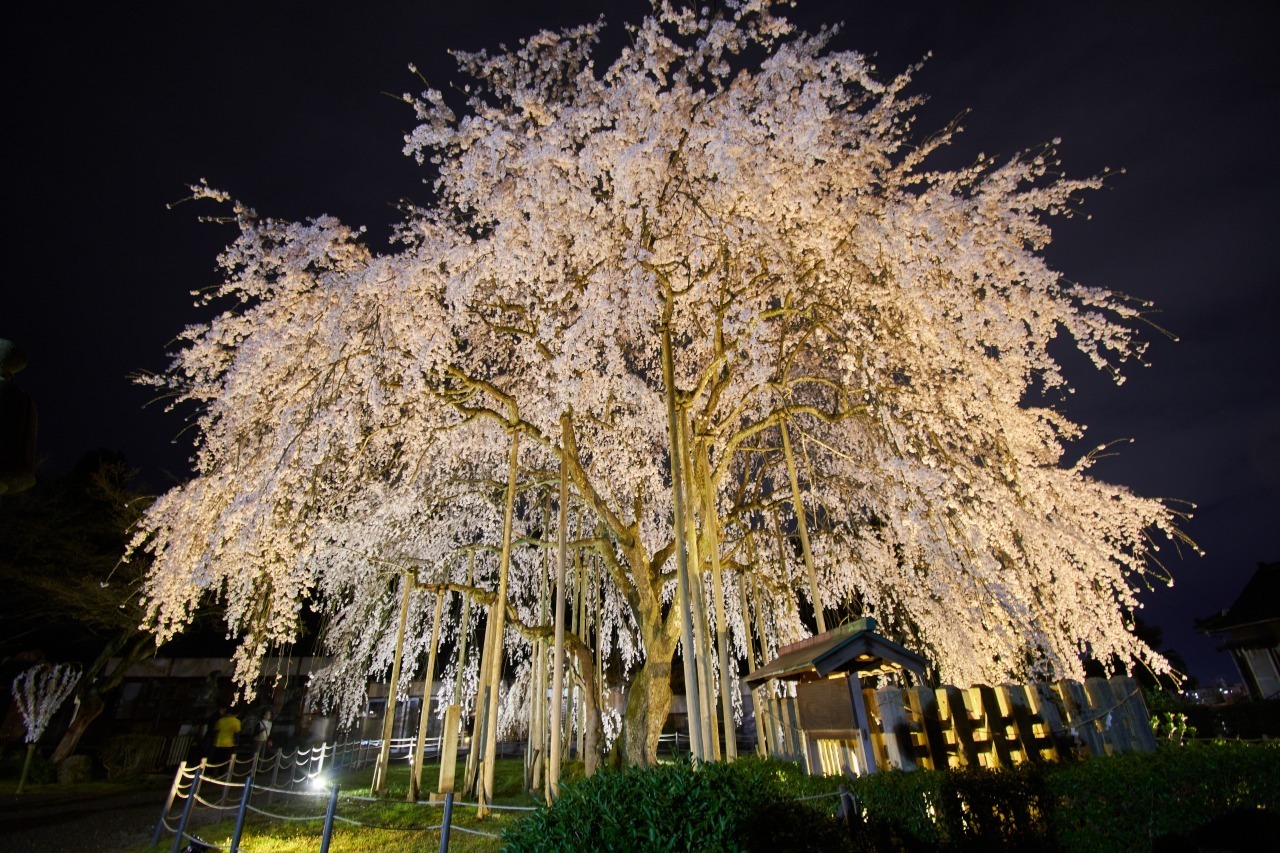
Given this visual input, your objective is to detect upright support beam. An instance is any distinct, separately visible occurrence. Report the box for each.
[680,410,717,761]
[410,589,446,801]
[740,544,768,757]
[372,571,414,796]
[780,421,824,634]
[701,441,735,759]
[660,322,703,760]
[846,672,878,775]
[478,426,521,816]
[548,412,571,801]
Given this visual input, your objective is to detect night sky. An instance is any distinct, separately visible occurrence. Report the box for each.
[8,1,1277,684]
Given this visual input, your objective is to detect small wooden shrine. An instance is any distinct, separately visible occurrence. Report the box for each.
[746,616,928,775]
[747,617,1156,777]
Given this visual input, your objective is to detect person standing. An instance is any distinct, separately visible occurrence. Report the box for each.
[211,706,241,765]
[254,708,273,759]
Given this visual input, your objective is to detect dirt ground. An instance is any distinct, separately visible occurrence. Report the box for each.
[0,781,171,852]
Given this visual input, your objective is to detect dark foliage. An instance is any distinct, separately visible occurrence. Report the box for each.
[502,757,855,852]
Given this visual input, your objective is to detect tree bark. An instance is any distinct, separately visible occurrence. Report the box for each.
[51,631,153,764]
[622,652,674,766]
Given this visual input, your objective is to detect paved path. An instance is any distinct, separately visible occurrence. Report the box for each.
[0,782,170,852]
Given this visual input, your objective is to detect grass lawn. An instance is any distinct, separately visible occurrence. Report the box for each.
[135,758,550,852]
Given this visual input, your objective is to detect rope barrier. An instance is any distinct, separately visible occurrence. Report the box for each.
[245,803,331,822]
[192,792,243,811]
[450,799,538,811]
[446,825,504,839]
[252,783,331,798]
[197,774,245,789]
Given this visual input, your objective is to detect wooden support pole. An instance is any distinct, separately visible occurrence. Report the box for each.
[435,704,462,799]
[680,410,717,761]
[700,441,735,760]
[738,559,767,757]
[462,570,493,796]
[548,413,570,800]
[478,426,521,816]
[661,324,703,761]
[372,571,414,796]
[846,672,878,775]
[779,421,824,634]
[410,589,446,801]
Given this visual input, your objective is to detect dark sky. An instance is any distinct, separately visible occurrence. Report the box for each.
[7,1,1277,684]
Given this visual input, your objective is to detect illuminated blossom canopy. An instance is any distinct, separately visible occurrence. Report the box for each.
[135,1,1188,765]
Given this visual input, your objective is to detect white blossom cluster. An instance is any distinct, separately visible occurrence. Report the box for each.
[11,664,81,744]
[134,2,1188,751]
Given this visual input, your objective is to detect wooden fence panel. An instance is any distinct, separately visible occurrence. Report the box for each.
[874,688,916,771]
[1025,682,1067,761]
[935,685,980,768]
[1084,677,1130,754]
[903,686,948,771]
[776,677,1153,776]
[1054,679,1107,757]
[1111,676,1158,753]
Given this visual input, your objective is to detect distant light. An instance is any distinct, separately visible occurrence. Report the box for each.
[309,773,329,791]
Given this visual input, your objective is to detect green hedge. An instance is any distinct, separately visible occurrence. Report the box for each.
[847,741,1279,851]
[501,756,854,852]
[503,744,1278,852]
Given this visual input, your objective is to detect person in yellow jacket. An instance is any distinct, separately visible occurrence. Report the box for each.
[211,706,241,764]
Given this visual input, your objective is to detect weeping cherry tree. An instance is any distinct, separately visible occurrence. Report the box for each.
[133,1,1189,773]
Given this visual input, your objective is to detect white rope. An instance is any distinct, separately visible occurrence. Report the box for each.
[192,792,242,811]
[245,803,329,822]
[792,791,842,802]
[450,799,538,811]
[252,783,330,798]
[446,825,503,838]
[197,774,245,789]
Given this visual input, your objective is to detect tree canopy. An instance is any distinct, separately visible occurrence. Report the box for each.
[133,1,1188,767]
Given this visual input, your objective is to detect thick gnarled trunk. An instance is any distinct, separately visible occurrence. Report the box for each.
[623,655,674,765]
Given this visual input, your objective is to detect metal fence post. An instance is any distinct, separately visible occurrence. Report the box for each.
[318,784,340,853]
[268,748,280,805]
[170,767,202,853]
[438,790,455,853]
[230,773,254,852]
[838,784,858,838]
[150,761,186,848]
[221,754,235,805]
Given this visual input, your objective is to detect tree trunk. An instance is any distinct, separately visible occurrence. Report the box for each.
[622,653,674,766]
[50,690,104,765]
[51,631,153,764]
[570,643,603,777]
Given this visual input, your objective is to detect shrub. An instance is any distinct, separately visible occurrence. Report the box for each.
[502,757,853,852]
[1046,740,1280,850]
[843,741,1279,852]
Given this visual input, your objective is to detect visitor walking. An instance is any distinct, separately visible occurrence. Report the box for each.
[254,708,274,758]
[211,706,241,764]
